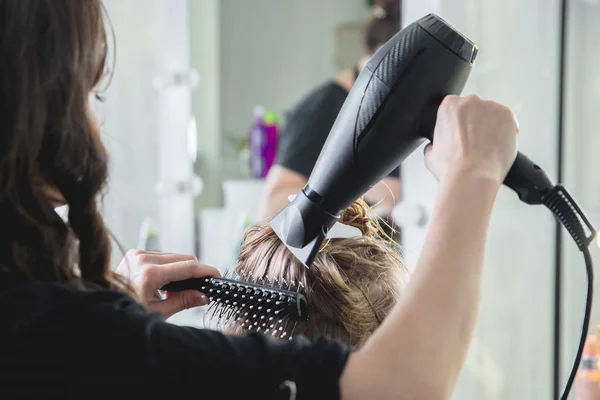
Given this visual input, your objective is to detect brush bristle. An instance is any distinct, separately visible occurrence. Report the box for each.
[202,269,307,340]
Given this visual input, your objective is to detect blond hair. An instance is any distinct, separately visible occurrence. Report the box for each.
[229,198,409,348]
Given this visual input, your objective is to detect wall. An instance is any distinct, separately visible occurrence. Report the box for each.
[191,0,223,208]
[191,0,371,208]
[101,0,162,265]
[101,0,197,260]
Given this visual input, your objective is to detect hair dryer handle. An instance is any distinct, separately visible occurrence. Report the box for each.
[504,152,554,205]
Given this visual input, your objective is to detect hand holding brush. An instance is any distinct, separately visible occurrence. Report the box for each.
[115,250,220,319]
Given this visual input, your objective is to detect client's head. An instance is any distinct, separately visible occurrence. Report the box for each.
[229,199,409,348]
[364,0,402,55]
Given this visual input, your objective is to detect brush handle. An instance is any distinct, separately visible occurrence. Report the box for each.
[160,277,214,293]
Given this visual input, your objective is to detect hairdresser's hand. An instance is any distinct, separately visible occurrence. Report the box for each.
[116,250,220,319]
[425,94,519,184]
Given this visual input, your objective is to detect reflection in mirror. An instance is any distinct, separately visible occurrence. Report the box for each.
[192,0,402,275]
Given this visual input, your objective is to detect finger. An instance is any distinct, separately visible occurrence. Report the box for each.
[423,144,439,181]
[137,251,180,256]
[439,94,459,114]
[132,250,198,266]
[511,110,520,134]
[156,290,209,319]
[423,143,434,167]
[463,93,481,102]
[436,95,458,127]
[145,261,221,290]
[423,143,433,156]
[151,253,198,264]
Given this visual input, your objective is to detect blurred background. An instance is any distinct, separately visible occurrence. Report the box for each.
[99,0,600,398]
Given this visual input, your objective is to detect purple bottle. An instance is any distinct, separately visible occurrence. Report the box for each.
[249,107,279,178]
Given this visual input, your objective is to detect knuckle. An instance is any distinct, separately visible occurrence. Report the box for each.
[141,265,158,287]
[440,95,458,109]
[174,254,197,263]
[498,105,517,123]
[463,93,481,105]
[438,97,455,117]
[127,249,143,258]
[512,114,520,132]
[128,249,153,265]
[177,260,199,278]
[185,259,199,272]
[501,105,514,119]
[202,264,221,277]
[136,253,152,265]
[183,254,199,263]
[180,295,195,311]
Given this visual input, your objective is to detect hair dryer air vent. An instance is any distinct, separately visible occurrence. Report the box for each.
[417,14,478,64]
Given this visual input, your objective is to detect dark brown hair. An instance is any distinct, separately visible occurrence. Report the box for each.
[0,0,134,295]
[364,0,402,54]
[229,199,409,347]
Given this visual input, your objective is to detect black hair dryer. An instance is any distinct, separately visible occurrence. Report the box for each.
[271,12,595,268]
[271,14,478,266]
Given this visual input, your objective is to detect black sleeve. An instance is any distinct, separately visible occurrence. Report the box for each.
[276,85,346,179]
[85,292,353,399]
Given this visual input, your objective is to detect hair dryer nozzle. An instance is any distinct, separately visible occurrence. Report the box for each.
[269,189,338,268]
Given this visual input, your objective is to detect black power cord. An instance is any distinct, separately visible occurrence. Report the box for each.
[543,185,597,400]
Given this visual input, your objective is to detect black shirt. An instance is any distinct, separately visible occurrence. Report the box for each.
[0,282,352,399]
[276,81,401,179]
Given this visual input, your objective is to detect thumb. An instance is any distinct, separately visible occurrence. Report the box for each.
[423,143,440,181]
[423,143,434,168]
[158,290,209,319]
[423,142,433,157]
